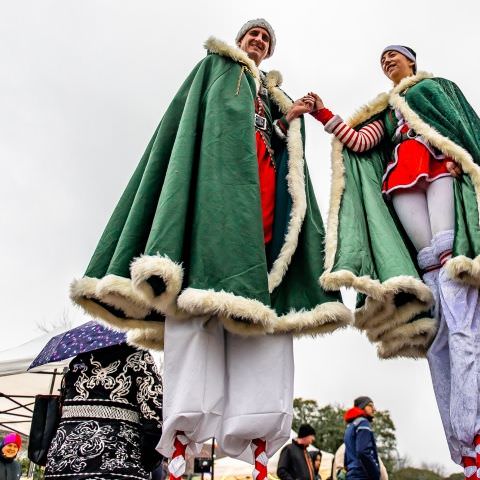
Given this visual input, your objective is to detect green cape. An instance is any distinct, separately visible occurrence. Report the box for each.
[321,72,480,359]
[71,38,351,349]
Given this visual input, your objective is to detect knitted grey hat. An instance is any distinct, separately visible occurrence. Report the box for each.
[354,396,374,410]
[235,18,276,58]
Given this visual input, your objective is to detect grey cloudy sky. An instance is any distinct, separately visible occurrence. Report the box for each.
[2,0,479,474]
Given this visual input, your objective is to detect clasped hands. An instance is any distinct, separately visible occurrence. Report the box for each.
[285,91,462,177]
[285,92,323,122]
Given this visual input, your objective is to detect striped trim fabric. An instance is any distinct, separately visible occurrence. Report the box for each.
[439,250,453,266]
[45,473,147,479]
[62,405,140,424]
[325,115,385,153]
[356,426,373,431]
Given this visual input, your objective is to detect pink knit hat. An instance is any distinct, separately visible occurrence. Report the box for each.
[2,433,21,449]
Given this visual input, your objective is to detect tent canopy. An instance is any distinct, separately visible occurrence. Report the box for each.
[0,330,68,436]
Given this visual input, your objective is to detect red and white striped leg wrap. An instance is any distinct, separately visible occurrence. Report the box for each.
[252,438,268,480]
[474,434,480,472]
[462,455,476,479]
[168,431,189,480]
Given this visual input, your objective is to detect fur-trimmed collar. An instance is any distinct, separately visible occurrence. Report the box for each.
[347,71,434,128]
[390,70,433,95]
[204,37,283,88]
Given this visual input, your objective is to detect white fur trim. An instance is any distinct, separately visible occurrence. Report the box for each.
[323,92,389,275]
[377,317,437,359]
[377,343,428,360]
[96,275,152,318]
[445,255,480,288]
[266,80,307,292]
[204,37,260,92]
[127,326,164,351]
[177,287,276,335]
[130,255,184,316]
[70,276,160,332]
[273,302,352,335]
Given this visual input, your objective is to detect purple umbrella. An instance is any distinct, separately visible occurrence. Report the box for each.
[29,321,126,369]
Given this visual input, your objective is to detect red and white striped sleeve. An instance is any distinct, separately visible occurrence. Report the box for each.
[311,108,384,153]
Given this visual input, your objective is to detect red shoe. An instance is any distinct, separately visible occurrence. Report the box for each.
[463,455,476,479]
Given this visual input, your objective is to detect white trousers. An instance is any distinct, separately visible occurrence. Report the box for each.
[391,176,455,251]
[157,315,294,463]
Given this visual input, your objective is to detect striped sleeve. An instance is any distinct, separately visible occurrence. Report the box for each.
[324,115,385,152]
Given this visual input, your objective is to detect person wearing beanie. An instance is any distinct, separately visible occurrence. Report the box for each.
[71,14,350,480]
[343,397,379,480]
[0,433,22,480]
[303,43,480,476]
[277,424,317,480]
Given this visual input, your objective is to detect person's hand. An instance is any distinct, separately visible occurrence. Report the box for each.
[305,92,324,112]
[446,160,462,177]
[285,98,314,122]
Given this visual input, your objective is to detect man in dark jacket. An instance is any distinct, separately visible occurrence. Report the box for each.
[277,424,316,480]
[344,396,380,480]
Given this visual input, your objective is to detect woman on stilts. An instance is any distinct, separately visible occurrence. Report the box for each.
[306,45,480,478]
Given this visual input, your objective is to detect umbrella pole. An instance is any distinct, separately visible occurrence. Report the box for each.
[252,438,268,480]
[49,369,58,395]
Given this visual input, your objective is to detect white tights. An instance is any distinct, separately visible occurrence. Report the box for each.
[391,176,455,251]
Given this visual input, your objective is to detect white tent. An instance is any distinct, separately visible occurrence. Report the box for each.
[214,431,334,480]
[0,330,69,436]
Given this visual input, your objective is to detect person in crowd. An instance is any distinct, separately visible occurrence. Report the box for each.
[0,433,21,480]
[344,397,380,480]
[331,444,388,480]
[310,450,323,480]
[44,343,163,480]
[277,424,317,480]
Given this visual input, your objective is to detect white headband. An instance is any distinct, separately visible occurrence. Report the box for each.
[381,45,416,65]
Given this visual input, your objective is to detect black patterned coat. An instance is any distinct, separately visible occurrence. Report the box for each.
[44,344,163,480]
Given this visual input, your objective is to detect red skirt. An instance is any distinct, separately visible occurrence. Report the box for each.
[382,139,451,195]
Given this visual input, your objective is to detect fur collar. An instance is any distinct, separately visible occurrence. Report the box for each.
[204,37,283,90]
[347,71,433,128]
[390,70,433,96]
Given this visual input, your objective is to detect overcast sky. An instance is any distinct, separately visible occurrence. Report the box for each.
[2,0,480,474]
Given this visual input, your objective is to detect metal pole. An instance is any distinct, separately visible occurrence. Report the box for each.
[211,437,215,480]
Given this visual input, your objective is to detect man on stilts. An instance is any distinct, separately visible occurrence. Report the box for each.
[71,18,351,480]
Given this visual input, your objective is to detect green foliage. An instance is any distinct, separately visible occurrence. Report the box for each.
[292,398,397,472]
[444,474,463,480]
[371,409,397,472]
[293,398,345,454]
[390,467,442,480]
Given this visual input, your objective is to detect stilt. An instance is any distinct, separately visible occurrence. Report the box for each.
[252,438,268,480]
[168,431,188,480]
[463,455,476,480]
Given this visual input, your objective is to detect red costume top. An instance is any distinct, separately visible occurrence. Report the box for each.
[312,107,450,196]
